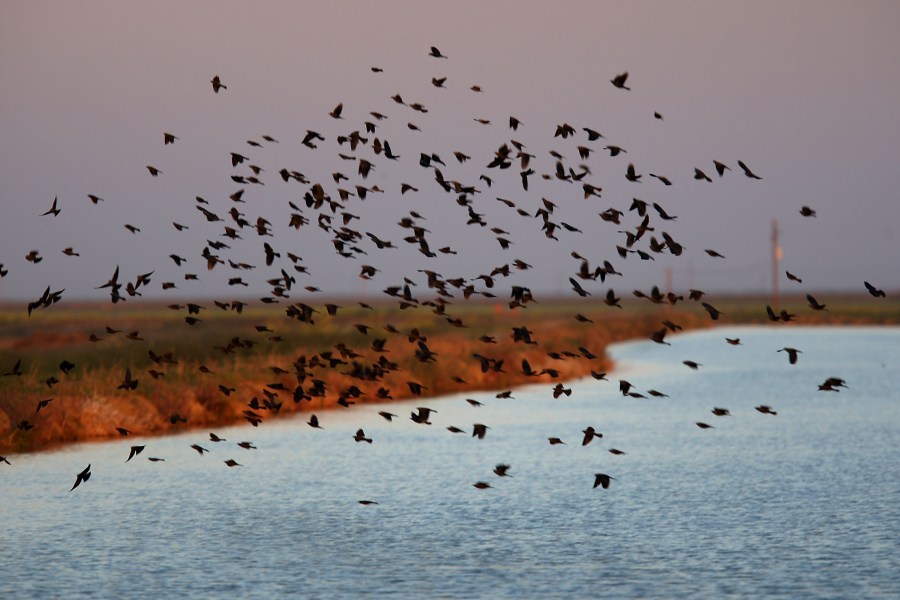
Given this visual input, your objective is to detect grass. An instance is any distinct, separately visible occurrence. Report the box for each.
[1,293,897,453]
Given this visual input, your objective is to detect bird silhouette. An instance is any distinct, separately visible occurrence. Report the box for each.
[604,289,622,308]
[353,429,373,443]
[117,368,138,391]
[126,445,145,462]
[569,278,590,297]
[593,473,615,489]
[737,160,762,179]
[864,281,886,298]
[650,328,670,345]
[713,160,730,176]
[581,427,602,446]
[42,196,61,217]
[702,303,723,320]
[3,359,24,377]
[625,163,642,182]
[779,347,802,364]
[694,168,712,182]
[410,406,437,424]
[818,377,848,392]
[211,75,227,93]
[610,72,630,90]
[70,464,91,492]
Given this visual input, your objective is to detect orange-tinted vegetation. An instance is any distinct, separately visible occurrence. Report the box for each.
[1,294,897,453]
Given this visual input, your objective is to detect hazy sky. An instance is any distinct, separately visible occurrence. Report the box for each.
[2,0,899,304]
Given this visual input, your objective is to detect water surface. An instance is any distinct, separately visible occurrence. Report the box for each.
[2,327,899,598]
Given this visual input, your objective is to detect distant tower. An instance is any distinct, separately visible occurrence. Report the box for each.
[771,219,782,308]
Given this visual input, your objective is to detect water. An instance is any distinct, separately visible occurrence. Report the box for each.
[2,327,899,598]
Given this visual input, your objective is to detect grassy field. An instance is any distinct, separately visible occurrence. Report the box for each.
[2,293,897,453]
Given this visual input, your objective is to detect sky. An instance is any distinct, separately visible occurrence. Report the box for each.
[2,0,899,304]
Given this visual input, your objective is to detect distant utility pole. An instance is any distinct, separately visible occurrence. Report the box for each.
[771,219,782,309]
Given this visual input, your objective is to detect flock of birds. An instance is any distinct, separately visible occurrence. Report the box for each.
[1,46,888,500]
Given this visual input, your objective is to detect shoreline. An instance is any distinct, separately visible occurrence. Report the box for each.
[3,297,898,455]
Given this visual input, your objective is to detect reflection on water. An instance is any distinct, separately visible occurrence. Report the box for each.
[2,327,899,598]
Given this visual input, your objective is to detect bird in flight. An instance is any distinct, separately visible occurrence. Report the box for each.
[42,196,61,217]
[410,406,437,424]
[593,473,615,489]
[864,281,886,298]
[70,464,91,492]
[778,347,802,364]
[126,445,145,462]
[737,160,762,179]
[610,72,630,90]
[807,294,827,311]
[581,427,602,446]
[211,75,227,93]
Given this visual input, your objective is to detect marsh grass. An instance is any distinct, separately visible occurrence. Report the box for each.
[1,294,897,453]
